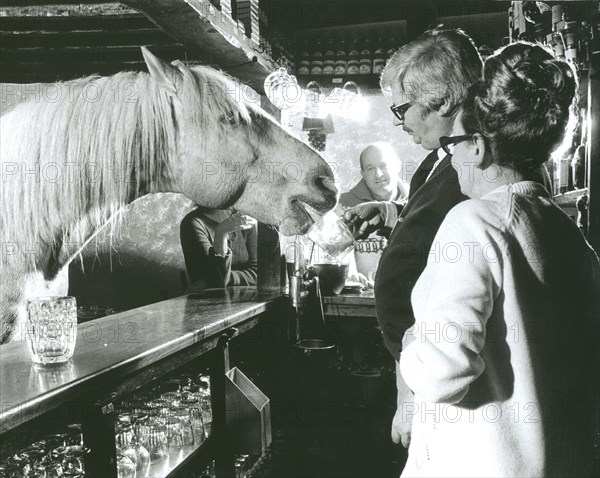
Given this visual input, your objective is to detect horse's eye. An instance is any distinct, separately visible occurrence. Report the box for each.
[221,114,238,125]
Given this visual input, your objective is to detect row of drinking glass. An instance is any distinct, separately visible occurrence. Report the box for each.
[0,424,88,477]
[114,373,213,477]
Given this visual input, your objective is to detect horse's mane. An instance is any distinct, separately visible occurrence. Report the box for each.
[0,64,253,270]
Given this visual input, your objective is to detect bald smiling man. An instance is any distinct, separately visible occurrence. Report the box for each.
[340,142,408,208]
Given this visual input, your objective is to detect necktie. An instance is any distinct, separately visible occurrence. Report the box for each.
[409,149,439,197]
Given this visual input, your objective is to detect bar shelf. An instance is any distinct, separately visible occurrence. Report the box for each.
[0,288,283,477]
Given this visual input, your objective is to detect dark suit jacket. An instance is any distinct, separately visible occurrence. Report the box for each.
[374,154,468,361]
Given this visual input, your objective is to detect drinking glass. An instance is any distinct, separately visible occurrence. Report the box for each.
[199,400,212,437]
[27,460,63,478]
[193,375,213,436]
[150,399,171,418]
[131,438,150,477]
[117,443,138,474]
[160,391,182,409]
[181,396,204,444]
[306,211,355,263]
[17,448,48,477]
[138,419,168,461]
[164,417,183,450]
[26,297,77,365]
[57,445,89,475]
[172,407,195,446]
[117,453,136,478]
[188,407,206,444]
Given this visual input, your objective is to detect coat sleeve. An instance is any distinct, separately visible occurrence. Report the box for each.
[227,226,258,286]
[400,203,503,404]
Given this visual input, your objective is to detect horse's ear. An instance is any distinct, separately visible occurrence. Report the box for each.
[141,46,180,94]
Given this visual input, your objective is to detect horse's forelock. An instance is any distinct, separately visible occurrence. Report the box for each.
[183,66,256,126]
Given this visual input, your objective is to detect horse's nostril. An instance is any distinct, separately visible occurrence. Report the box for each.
[315,175,338,197]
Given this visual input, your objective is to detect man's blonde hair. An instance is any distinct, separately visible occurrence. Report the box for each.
[380,27,482,116]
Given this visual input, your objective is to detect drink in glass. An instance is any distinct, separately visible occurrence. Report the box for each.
[306,211,355,263]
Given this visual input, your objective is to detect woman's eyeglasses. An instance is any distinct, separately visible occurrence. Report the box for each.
[390,101,412,123]
[439,134,476,155]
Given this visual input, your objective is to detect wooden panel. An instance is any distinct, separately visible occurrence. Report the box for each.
[321,290,377,318]
[0,0,274,90]
[119,0,274,92]
[257,222,285,292]
[0,1,124,6]
[0,29,175,49]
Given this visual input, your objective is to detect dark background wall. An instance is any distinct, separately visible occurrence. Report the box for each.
[69,194,195,310]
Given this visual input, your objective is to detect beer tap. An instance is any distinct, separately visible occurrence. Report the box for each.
[288,236,335,352]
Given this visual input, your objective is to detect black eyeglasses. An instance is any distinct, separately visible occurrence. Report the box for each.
[390,101,412,123]
[439,134,477,155]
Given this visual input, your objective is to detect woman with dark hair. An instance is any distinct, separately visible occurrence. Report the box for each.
[180,207,257,290]
[399,42,599,477]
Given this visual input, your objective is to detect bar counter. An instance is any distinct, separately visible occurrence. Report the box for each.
[322,289,376,318]
[0,288,285,434]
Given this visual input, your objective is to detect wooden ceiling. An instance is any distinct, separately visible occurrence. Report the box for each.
[1,0,572,87]
[0,1,275,89]
[0,3,187,84]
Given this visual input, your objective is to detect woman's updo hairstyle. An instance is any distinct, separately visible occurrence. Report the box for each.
[461,42,577,173]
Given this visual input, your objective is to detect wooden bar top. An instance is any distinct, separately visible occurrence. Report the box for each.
[321,289,376,318]
[0,288,283,434]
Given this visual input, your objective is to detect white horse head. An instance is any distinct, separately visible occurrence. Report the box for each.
[140,48,337,234]
[0,48,338,343]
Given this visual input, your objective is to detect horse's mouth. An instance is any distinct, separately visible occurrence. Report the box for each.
[290,198,322,234]
[283,196,336,235]
[289,199,315,233]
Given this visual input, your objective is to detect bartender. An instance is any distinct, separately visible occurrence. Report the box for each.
[343,27,480,448]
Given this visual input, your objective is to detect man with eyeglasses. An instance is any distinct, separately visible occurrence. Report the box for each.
[343,28,482,453]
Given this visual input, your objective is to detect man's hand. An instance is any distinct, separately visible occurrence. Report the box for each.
[392,360,414,448]
[342,201,388,240]
[391,402,414,448]
[346,270,374,289]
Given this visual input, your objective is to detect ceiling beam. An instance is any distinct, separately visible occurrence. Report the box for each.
[119,0,273,92]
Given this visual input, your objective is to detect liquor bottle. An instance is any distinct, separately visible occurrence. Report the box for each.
[310,38,323,75]
[334,38,347,75]
[297,39,310,75]
[373,36,386,74]
[347,37,360,75]
[323,38,336,75]
[359,37,372,75]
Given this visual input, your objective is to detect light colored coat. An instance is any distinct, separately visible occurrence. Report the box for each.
[401,181,599,477]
